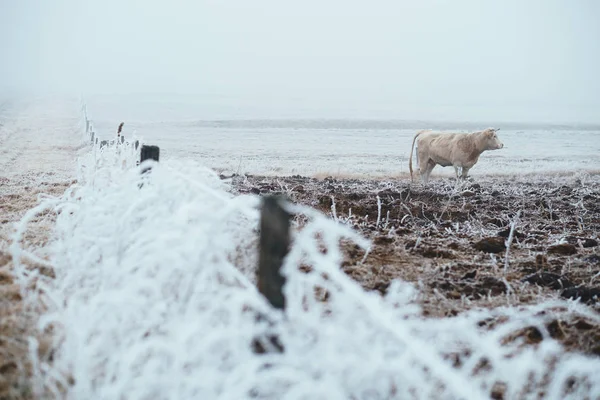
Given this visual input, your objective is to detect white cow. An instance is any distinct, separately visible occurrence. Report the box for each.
[409,128,504,183]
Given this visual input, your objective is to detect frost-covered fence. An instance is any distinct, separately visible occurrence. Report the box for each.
[139,144,160,172]
[83,106,135,153]
[10,105,600,400]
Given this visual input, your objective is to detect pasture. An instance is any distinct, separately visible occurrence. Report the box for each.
[2,99,599,399]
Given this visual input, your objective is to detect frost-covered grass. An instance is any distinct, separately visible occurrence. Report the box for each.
[10,121,600,399]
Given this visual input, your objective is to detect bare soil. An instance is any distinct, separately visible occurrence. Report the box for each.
[230,173,600,358]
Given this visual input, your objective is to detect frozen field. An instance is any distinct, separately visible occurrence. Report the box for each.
[2,96,600,399]
[86,95,600,178]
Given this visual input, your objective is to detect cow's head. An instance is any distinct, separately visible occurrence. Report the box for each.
[482,128,503,150]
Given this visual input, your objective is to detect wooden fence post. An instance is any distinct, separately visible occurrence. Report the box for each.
[257,196,291,310]
[140,145,160,173]
[252,196,291,354]
[138,145,160,189]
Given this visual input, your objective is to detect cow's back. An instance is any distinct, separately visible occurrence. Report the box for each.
[417,131,444,150]
[418,131,454,150]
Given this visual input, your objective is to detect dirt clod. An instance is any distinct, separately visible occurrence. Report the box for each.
[565,236,599,248]
[560,287,600,304]
[522,272,574,290]
[474,237,506,253]
[497,228,525,240]
[546,320,565,339]
[573,319,595,331]
[582,238,598,248]
[490,382,507,400]
[548,243,577,255]
[461,270,477,280]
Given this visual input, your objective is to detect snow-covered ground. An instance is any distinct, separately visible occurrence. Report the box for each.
[85,95,600,178]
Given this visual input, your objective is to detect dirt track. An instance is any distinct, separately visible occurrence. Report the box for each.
[231,173,600,357]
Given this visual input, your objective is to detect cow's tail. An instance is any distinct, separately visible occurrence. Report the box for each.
[409,130,426,182]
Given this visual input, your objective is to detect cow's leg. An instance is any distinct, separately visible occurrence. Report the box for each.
[417,152,429,183]
[422,159,436,183]
[461,166,471,179]
[417,150,428,182]
[453,165,461,179]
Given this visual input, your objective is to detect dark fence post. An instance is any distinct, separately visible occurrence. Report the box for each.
[140,145,160,173]
[117,122,125,145]
[139,145,160,189]
[257,196,290,310]
[90,132,95,144]
[252,196,291,354]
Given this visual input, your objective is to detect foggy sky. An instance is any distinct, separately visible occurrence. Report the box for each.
[1,0,599,123]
